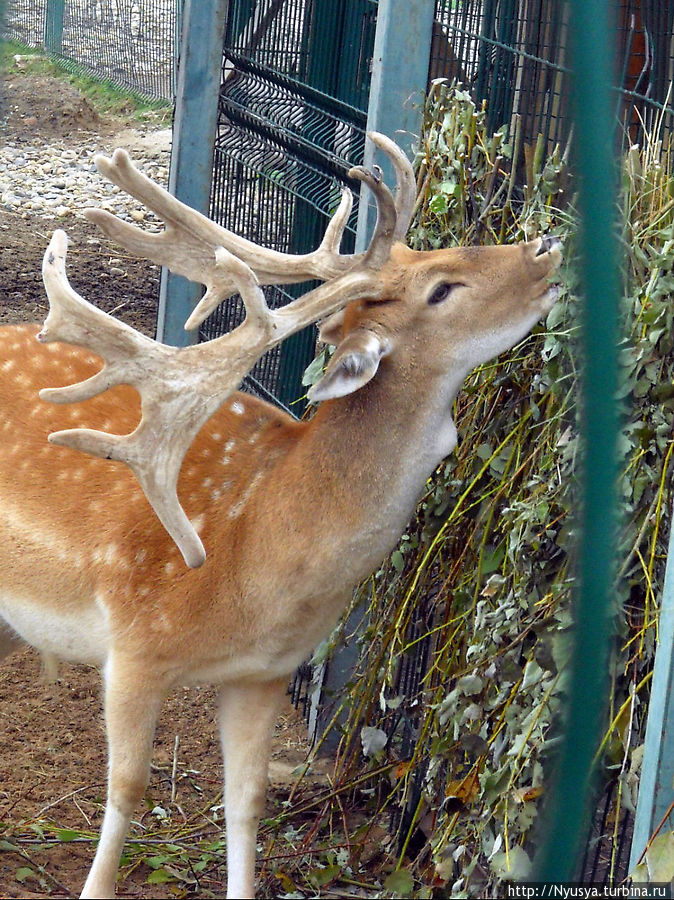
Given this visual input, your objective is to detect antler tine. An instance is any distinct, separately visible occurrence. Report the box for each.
[366,132,418,240]
[40,230,210,567]
[348,164,398,267]
[345,133,417,266]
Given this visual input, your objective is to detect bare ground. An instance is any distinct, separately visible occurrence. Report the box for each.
[0,69,327,899]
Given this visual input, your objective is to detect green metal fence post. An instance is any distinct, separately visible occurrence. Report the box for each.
[156,0,229,347]
[533,0,621,881]
[630,514,674,869]
[355,0,435,251]
[44,0,65,55]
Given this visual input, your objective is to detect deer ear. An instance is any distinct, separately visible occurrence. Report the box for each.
[316,309,346,346]
[308,330,391,402]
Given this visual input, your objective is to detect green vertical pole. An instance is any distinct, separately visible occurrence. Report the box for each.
[156,0,229,346]
[355,0,435,251]
[630,517,674,868]
[44,0,65,55]
[534,0,620,881]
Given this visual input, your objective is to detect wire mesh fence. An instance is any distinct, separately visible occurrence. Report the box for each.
[203,0,374,413]
[431,0,674,155]
[3,0,178,102]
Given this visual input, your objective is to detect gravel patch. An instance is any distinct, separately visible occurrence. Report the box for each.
[0,127,172,228]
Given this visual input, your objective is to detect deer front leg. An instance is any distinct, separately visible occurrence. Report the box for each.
[81,654,165,899]
[218,677,287,900]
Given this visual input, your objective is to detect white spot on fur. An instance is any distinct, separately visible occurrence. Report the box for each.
[221,455,231,466]
[224,439,236,452]
[227,472,262,519]
[230,401,245,416]
[190,514,206,535]
[164,561,177,576]
[211,432,222,442]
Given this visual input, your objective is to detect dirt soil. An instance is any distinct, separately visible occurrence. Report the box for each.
[0,71,163,336]
[0,72,320,899]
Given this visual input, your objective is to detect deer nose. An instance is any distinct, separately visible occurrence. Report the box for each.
[536,235,562,256]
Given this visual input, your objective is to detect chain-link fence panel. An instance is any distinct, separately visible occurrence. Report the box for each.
[4,0,179,102]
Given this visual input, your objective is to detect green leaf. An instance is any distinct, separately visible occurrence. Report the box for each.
[15,867,36,883]
[429,193,449,215]
[384,868,415,895]
[490,845,531,880]
[147,867,173,884]
[302,347,330,386]
[147,855,173,870]
[457,673,483,696]
[56,828,81,842]
[545,301,567,330]
[632,830,674,882]
[308,864,341,887]
[439,177,457,195]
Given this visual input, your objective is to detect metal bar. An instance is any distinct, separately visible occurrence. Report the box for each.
[630,513,674,869]
[355,0,435,250]
[533,0,621,880]
[43,0,64,55]
[156,0,229,346]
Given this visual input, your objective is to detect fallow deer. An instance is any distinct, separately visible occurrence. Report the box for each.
[0,133,561,898]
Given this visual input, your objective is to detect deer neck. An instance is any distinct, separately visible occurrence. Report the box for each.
[303,352,465,549]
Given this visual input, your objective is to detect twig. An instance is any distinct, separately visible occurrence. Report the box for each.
[171,734,180,803]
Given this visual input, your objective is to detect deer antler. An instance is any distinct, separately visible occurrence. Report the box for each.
[39,133,414,567]
[84,132,416,329]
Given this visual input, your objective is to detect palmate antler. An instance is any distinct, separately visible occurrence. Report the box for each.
[39,133,417,568]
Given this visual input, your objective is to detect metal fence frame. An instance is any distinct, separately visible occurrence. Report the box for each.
[3,0,179,102]
[432,0,674,156]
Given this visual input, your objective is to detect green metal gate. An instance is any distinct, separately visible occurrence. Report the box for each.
[200,0,378,413]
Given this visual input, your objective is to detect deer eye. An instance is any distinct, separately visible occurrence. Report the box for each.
[428,282,461,305]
